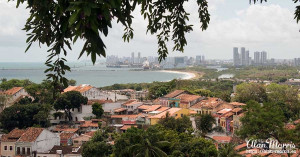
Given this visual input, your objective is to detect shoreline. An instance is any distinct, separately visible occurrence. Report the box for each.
[160,70,201,80]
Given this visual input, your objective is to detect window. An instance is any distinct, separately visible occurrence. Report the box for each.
[27,148,31,155]
[17,147,20,154]
[78,108,80,112]
[9,146,12,151]
[22,147,25,155]
[175,114,178,117]
[4,146,7,150]
[181,114,183,117]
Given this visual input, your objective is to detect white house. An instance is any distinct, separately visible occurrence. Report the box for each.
[1,87,30,107]
[121,99,143,114]
[15,127,60,156]
[63,84,128,101]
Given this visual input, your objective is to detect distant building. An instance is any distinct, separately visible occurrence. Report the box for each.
[233,47,240,66]
[254,51,260,65]
[137,52,141,64]
[261,51,267,64]
[241,47,246,66]
[131,52,135,64]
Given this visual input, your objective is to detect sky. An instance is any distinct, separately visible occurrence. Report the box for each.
[0,0,300,62]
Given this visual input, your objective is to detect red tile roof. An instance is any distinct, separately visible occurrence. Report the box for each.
[212,136,232,143]
[114,108,127,113]
[60,133,76,140]
[164,90,186,98]
[285,124,296,130]
[111,114,140,119]
[80,121,99,128]
[234,143,247,150]
[232,108,242,113]
[1,128,26,142]
[84,131,96,137]
[138,105,151,110]
[230,102,246,106]
[120,125,137,130]
[192,97,224,109]
[54,125,78,133]
[122,99,138,106]
[176,94,202,102]
[63,85,93,93]
[18,127,44,142]
[143,105,161,112]
[155,107,170,112]
[294,119,300,124]
[4,87,23,95]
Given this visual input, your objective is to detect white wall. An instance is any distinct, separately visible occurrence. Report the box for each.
[33,130,60,153]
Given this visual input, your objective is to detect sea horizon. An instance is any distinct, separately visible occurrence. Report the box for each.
[0,62,191,87]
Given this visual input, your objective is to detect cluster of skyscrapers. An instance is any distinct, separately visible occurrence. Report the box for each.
[233,47,267,66]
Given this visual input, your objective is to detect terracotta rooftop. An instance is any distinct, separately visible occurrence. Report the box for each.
[114,108,127,113]
[63,84,93,93]
[80,121,99,128]
[60,133,76,140]
[149,108,182,119]
[164,90,186,98]
[137,105,151,110]
[84,131,96,137]
[294,119,300,124]
[48,145,82,154]
[111,114,140,119]
[189,110,197,114]
[120,125,137,130]
[285,124,296,130]
[231,108,242,113]
[1,128,26,142]
[122,99,139,106]
[143,105,161,112]
[3,87,23,95]
[191,97,224,109]
[53,125,78,133]
[234,143,247,150]
[217,108,232,114]
[87,99,113,105]
[230,102,246,106]
[176,94,202,102]
[221,111,234,118]
[212,136,232,143]
[155,107,170,112]
[18,127,44,142]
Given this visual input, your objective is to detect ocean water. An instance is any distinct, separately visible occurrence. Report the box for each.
[0,62,186,87]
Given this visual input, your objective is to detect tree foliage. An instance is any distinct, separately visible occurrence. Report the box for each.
[237,101,285,141]
[234,83,267,103]
[0,103,51,131]
[92,102,104,119]
[195,114,216,137]
[82,130,112,157]
[53,91,88,121]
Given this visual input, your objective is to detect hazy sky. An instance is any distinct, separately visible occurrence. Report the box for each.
[0,0,299,62]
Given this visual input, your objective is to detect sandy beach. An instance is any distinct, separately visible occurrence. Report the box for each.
[160,70,201,80]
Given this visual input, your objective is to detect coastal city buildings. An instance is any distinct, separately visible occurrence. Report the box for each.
[106,52,206,69]
[233,47,268,67]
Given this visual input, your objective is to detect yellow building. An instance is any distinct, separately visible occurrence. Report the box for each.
[148,108,191,125]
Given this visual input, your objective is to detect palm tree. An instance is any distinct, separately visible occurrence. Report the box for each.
[130,138,169,157]
[218,143,241,157]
